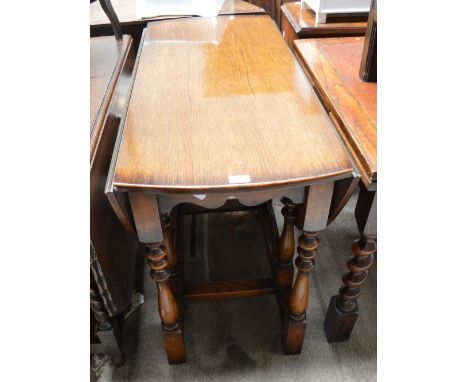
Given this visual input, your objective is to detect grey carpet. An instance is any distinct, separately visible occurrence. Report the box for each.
[92,192,376,381]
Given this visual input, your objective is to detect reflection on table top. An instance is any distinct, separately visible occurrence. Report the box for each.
[90,35,130,130]
[91,0,265,27]
[111,15,353,194]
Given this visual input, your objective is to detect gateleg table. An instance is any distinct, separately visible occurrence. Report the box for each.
[106,15,358,363]
[294,36,377,342]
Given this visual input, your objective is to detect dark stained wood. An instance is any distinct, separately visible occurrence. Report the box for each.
[90,35,131,156]
[247,0,277,24]
[111,16,354,194]
[98,0,122,39]
[294,37,377,188]
[324,187,376,342]
[90,34,139,316]
[276,198,296,290]
[327,175,360,223]
[162,213,178,273]
[281,2,366,49]
[360,0,377,82]
[295,36,378,342]
[145,241,186,364]
[283,230,318,354]
[184,278,276,300]
[90,277,125,364]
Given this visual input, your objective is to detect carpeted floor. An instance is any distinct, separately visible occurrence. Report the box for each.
[92,192,376,381]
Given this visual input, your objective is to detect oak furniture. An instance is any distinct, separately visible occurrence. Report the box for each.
[91,0,266,46]
[106,15,358,364]
[281,1,366,49]
[294,36,376,342]
[90,33,139,364]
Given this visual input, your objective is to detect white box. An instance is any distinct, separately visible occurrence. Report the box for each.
[302,0,371,23]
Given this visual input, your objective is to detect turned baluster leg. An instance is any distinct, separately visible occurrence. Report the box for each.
[129,193,186,364]
[276,198,297,291]
[146,241,186,364]
[324,188,377,342]
[283,230,319,354]
[280,182,333,355]
[161,213,183,300]
[162,213,178,273]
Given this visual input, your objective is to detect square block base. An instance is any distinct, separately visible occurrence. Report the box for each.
[282,315,306,355]
[162,327,186,364]
[324,296,359,343]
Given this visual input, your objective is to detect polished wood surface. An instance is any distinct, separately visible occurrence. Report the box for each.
[281,2,366,48]
[294,36,378,343]
[91,0,265,27]
[294,37,376,187]
[111,15,353,194]
[90,34,139,317]
[90,35,131,154]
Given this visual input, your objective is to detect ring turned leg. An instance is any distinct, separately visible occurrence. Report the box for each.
[324,188,377,342]
[146,241,186,364]
[283,230,319,354]
[276,198,296,291]
[162,213,183,300]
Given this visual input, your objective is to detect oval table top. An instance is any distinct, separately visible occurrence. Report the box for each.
[111,15,354,194]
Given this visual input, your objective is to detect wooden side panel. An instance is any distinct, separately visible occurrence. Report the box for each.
[90,36,139,316]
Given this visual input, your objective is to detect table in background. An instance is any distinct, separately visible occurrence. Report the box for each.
[106,15,358,364]
[294,36,377,342]
[281,2,366,49]
[90,34,139,364]
[91,0,266,46]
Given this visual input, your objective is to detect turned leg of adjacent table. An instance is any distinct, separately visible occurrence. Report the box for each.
[276,198,297,291]
[129,193,186,364]
[324,187,377,342]
[162,212,183,300]
[282,182,334,354]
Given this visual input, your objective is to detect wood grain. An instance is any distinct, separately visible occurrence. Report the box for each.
[294,37,376,187]
[111,15,353,194]
[91,0,265,27]
[90,35,132,156]
[90,34,139,316]
[183,278,276,299]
